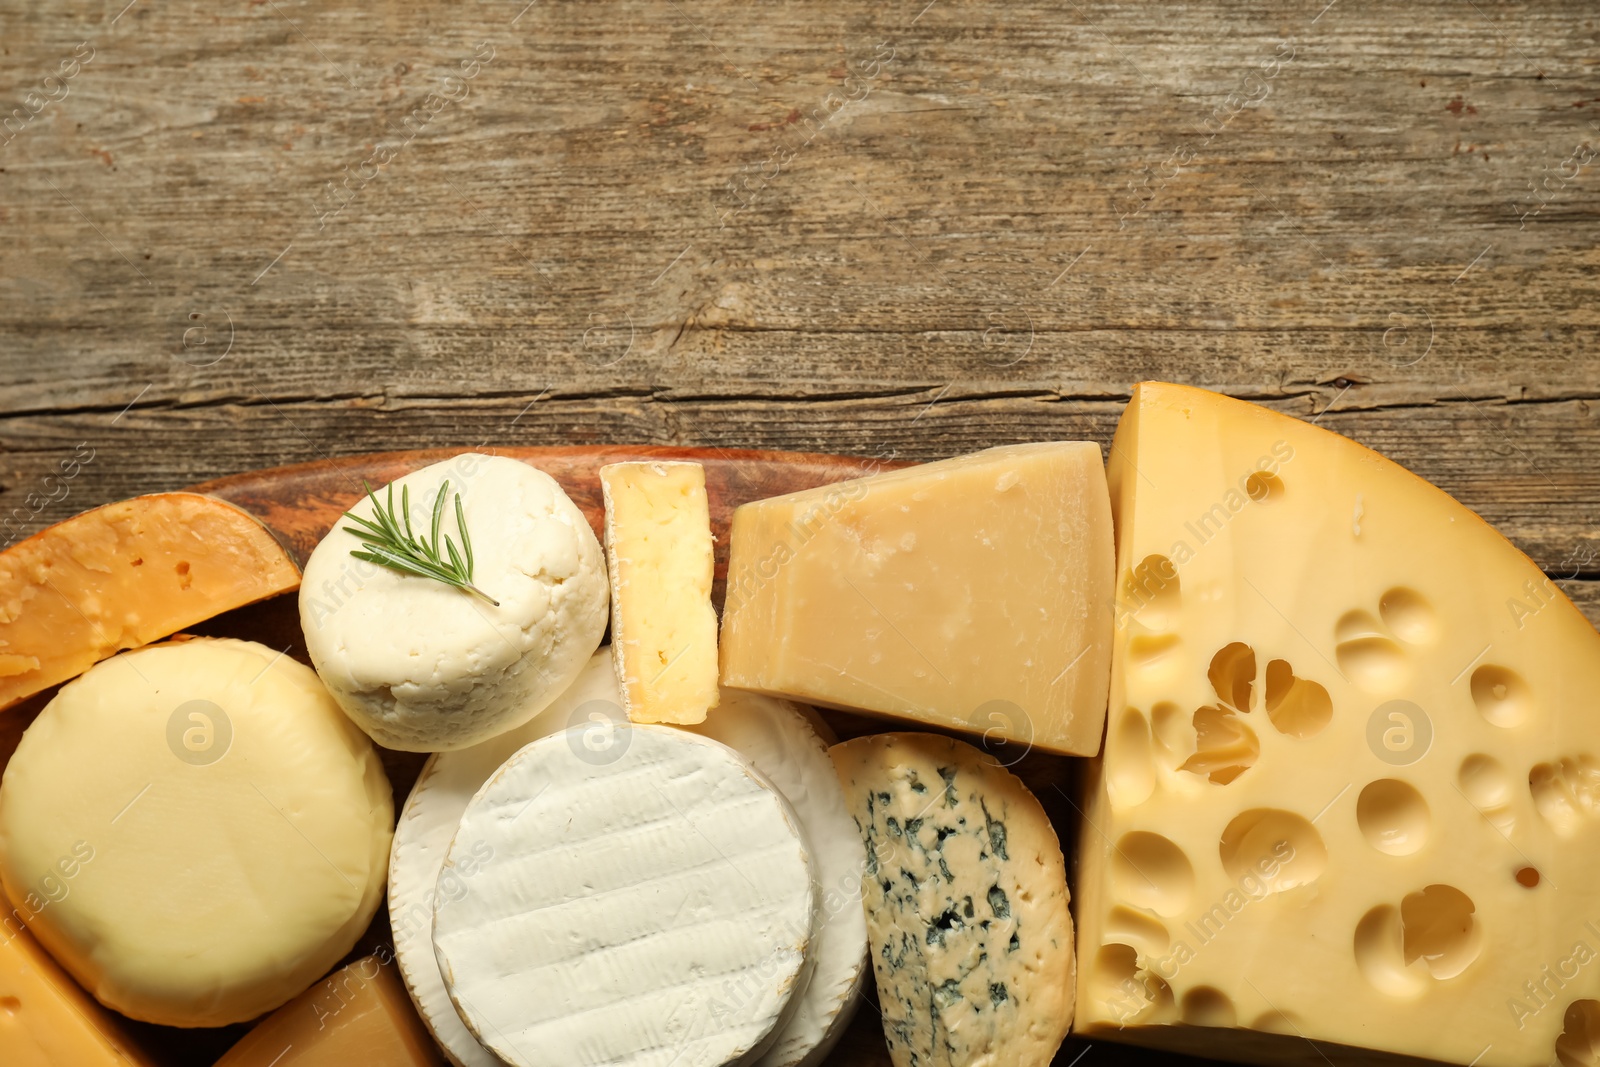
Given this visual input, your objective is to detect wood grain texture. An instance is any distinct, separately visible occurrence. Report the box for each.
[3,0,1598,1063]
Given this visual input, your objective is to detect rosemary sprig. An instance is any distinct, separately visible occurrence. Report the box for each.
[343,479,500,607]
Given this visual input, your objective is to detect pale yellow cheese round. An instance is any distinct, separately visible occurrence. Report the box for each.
[0,638,393,1027]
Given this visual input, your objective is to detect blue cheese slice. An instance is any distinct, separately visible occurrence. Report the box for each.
[829,733,1074,1067]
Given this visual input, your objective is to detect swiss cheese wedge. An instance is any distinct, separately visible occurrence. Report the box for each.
[1076,382,1600,1066]
[0,493,299,711]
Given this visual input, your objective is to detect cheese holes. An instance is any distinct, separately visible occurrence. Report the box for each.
[1458,754,1515,832]
[1090,943,1170,1022]
[1334,610,1409,694]
[1123,554,1181,632]
[1530,755,1600,837]
[1105,906,1170,957]
[1180,986,1237,1028]
[1356,779,1430,856]
[1208,642,1256,713]
[1378,587,1438,646]
[1471,664,1531,728]
[1263,659,1332,738]
[1218,809,1326,894]
[1399,884,1482,980]
[1556,1000,1600,1067]
[1354,904,1428,999]
[1249,1010,1305,1035]
[1110,832,1194,917]
[1107,708,1156,808]
[1243,471,1284,503]
[1179,705,1259,785]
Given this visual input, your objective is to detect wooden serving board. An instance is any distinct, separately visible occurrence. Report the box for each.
[5,447,1220,1067]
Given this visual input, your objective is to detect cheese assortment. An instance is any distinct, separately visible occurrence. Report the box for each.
[1075,381,1600,1066]
[432,725,818,1067]
[3,396,1599,1067]
[719,443,1115,757]
[0,492,301,711]
[830,733,1075,1067]
[0,637,393,1027]
[300,454,609,752]
[213,955,444,1066]
[0,892,155,1066]
[600,460,722,725]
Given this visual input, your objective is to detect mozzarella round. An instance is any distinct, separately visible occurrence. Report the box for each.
[685,692,870,1067]
[433,724,816,1067]
[0,638,393,1027]
[299,453,609,751]
[390,647,622,1067]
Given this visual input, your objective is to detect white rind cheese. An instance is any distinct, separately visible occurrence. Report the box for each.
[299,453,609,752]
[433,724,817,1067]
[390,648,621,1067]
[0,638,393,1027]
[830,732,1075,1067]
[685,691,870,1067]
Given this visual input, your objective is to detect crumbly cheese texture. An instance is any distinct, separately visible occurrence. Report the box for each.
[1076,382,1600,1066]
[0,894,156,1067]
[390,647,620,1067]
[433,725,817,1067]
[719,444,1113,757]
[0,492,300,711]
[300,453,609,751]
[214,956,444,1067]
[684,690,870,1067]
[830,733,1074,1067]
[601,461,721,724]
[0,639,393,1027]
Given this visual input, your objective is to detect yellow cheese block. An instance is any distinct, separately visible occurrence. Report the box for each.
[1076,382,1600,1066]
[215,955,445,1066]
[720,443,1114,757]
[600,461,720,724]
[0,898,154,1067]
[0,493,300,712]
[0,638,393,1027]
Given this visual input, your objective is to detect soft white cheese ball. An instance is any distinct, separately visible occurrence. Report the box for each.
[300,453,609,751]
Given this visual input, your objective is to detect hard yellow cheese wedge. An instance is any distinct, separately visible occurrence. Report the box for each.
[600,461,720,724]
[214,955,444,1066]
[0,898,154,1067]
[1076,382,1600,1066]
[0,493,300,711]
[721,444,1113,756]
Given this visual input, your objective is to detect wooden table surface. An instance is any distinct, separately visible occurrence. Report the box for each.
[2,1,1597,1064]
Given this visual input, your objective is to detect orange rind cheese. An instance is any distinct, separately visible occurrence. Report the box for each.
[0,493,299,711]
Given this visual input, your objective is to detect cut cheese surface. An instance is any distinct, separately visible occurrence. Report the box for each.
[1076,381,1600,1066]
[684,690,870,1067]
[601,461,720,725]
[390,647,620,1067]
[720,443,1114,757]
[0,492,300,712]
[301,453,609,751]
[0,638,393,1027]
[0,895,155,1067]
[433,724,816,1067]
[830,733,1074,1067]
[214,954,445,1067]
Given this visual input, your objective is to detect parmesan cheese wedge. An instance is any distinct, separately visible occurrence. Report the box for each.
[600,461,720,724]
[0,493,299,712]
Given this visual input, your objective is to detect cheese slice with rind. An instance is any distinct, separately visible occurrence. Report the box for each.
[0,493,300,711]
[433,724,816,1067]
[1075,381,1600,1067]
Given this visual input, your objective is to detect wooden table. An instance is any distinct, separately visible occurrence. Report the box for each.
[1,1,1596,1064]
